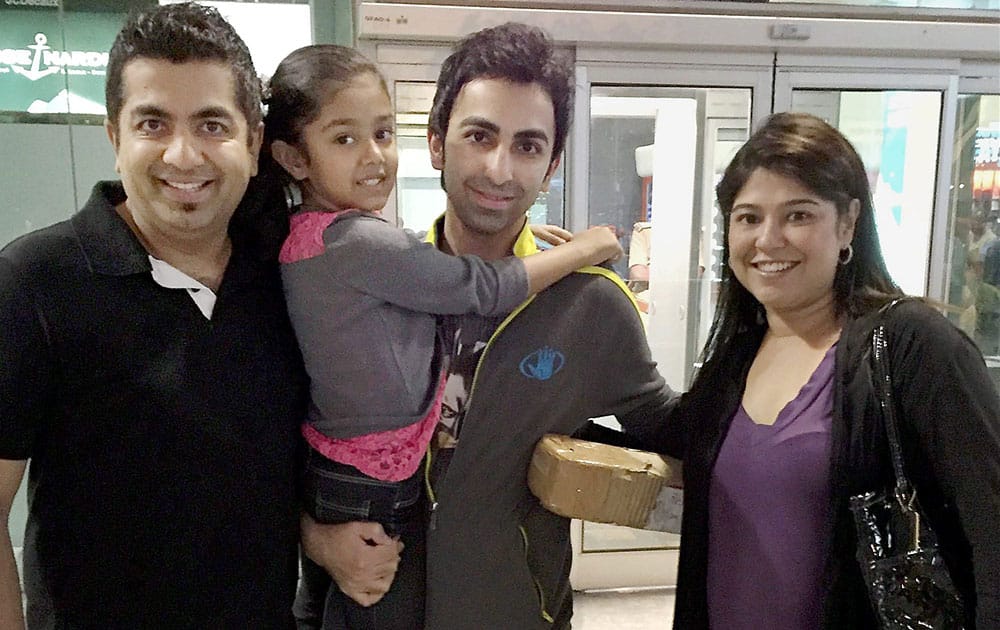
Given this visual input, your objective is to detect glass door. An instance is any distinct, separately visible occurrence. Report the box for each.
[392,80,446,233]
[774,59,955,298]
[569,58,771,590]
[945,73,1000,383]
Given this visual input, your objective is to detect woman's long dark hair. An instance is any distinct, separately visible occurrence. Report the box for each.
[692,112,903,394]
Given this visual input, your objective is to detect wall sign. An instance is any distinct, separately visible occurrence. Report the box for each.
[0,9,122,114]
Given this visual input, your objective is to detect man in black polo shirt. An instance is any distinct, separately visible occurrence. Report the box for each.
[0,4,306,627]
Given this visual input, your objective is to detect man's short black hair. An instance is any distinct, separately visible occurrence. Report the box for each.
[429,22,573,165]
[105,2,261,131]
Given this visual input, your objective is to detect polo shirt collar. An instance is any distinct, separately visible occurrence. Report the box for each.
[70,181,256,281]
[71,181,151,276]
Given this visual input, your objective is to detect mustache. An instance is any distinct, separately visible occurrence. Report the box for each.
[358,167,388,179]
[466,176,524,199]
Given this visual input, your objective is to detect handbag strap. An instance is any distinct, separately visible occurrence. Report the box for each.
[869,298,916,507]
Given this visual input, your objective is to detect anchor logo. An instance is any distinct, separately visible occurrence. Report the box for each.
[11,34,62,82]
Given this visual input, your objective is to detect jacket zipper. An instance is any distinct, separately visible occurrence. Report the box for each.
[422,261,638,619]
[425,295,537,530]
[519,525,555,624]
[424,450,438,529]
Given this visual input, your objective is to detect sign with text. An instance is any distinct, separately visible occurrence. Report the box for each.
[0,9,123,114]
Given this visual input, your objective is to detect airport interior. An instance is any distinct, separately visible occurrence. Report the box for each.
[1,0,998,627]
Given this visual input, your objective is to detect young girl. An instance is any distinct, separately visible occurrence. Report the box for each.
[263,45,620,628]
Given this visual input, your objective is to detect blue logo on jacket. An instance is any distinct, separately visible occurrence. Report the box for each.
[519,346,565,381]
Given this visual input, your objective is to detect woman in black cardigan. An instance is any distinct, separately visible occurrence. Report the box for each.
[659,112,1000,629]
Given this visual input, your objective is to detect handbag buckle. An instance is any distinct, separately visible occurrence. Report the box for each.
[895,487,921,551]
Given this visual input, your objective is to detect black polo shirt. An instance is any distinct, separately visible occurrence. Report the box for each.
[0,182,307,628]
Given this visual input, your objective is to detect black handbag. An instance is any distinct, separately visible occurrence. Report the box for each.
[848,306,966,630]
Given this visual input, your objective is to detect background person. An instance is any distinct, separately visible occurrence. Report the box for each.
[976,241,1000,355]
[658,112,1000,629]
[970,209,997,265]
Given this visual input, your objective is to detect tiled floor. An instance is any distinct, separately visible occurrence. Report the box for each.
[572,587,674,629]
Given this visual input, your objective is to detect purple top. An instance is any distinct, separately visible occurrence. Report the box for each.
[706,345,836,630]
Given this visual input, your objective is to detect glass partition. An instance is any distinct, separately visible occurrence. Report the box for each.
[946,93,1000,379]
[0,5,127,248]
[588,85,751,381]
[582,85,752,557]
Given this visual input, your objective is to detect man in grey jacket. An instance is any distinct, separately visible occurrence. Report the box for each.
[303,22,676,629]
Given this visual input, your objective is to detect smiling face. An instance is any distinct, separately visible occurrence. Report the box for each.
[106,58,261,246]
[273,72,397,213]
[728,168,858,318]
[429,78,559,243]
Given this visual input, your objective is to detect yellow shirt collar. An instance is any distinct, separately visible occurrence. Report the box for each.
[422,213,642,318]
[424,214,539,259]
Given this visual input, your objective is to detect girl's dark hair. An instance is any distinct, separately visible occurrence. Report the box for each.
[238,46,387,258]
[262,45,386,153]
[694,112,903,389]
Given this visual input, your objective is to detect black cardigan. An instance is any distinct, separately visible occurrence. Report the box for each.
[659,300,1000,629]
